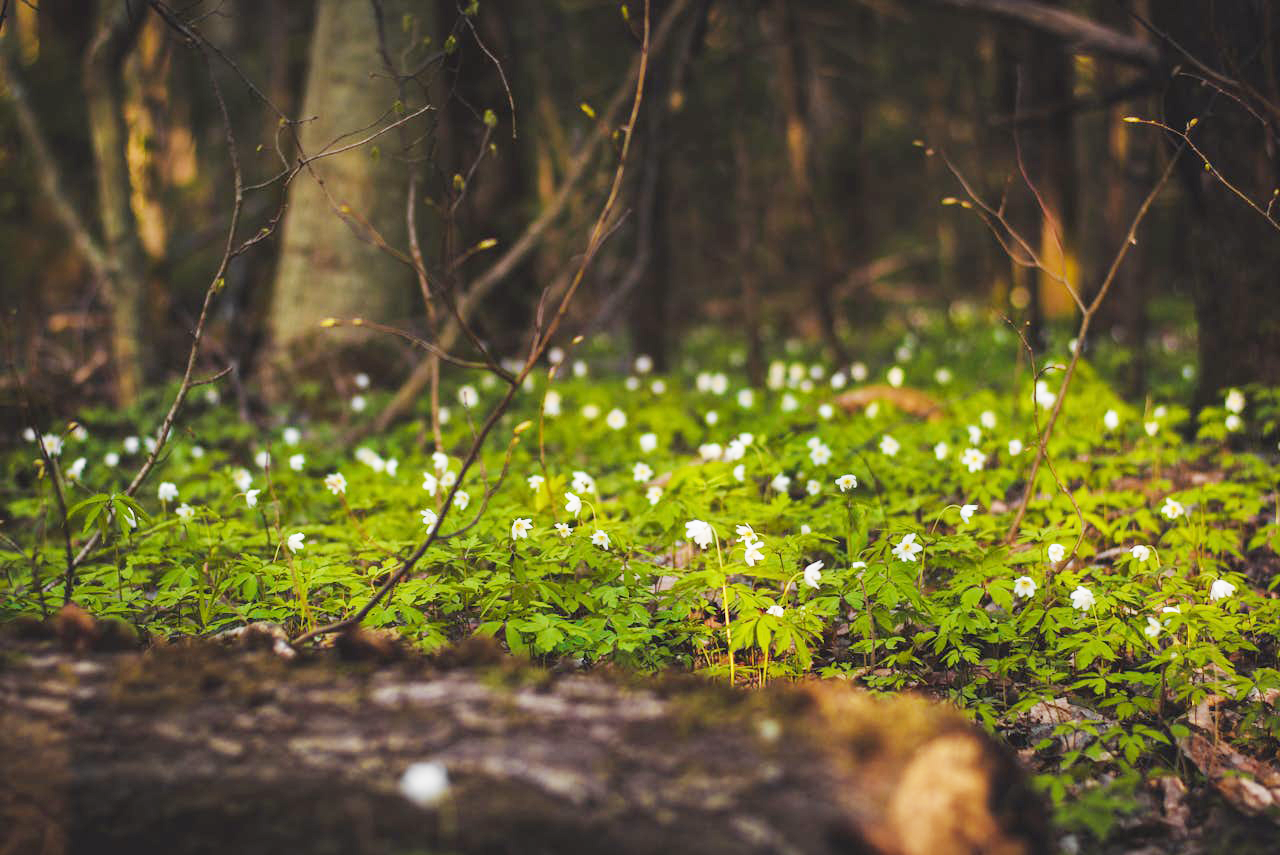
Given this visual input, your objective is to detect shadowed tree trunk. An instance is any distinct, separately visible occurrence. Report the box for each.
[0,635,1049,855]
[263,0,424,391]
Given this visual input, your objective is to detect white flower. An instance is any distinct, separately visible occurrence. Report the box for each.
[803,561,823,589]
[959,503,978,524]
[458,385,478,409]
[104,451,120,467]
[420,509,438,530]
[623,461,651,485]
[809,442,832,466]
[961,447,986,473]
[934,367,952,385]
[646,486,662,505]
[511,517,533,540]
[527,474,545,492]
[233,468,252,492]
[800,524,812,534]
[419,472,440,496]
[286,532,305,553]
[724,439,746,462]
[850,361,868,382]
[324,473,347,495]
[765,604,785,618]
[892,533,923,562]
[573,360,588,378]
[453,491,470,510]
[176,503,195,521]
[1007,439,1024,457]
[980,410,997,430]
[190,445,204,459]
[1047,543,1066,563]
[354,372,371,390]
[158,482,179,502]
[887,366,905,388]
[21,427,35,442]
[1144,616,1161,639]
[384,459,398,477]
[1130,544,1151,562]
[606,408,627,430]
[836,474,858,492]
[830,373,847,390]
[1209,578,1236,602]
[1035,381,1056,409]
[735,523,757,543]
[399,760,450,808]
[710,373,729,395]
[743,538,766,567]
[698,443,723,462]
[1226,414,1243,432]
[355,447,385,472]
[123,436,140,455]
[704,410,719,426]
[1013,576,1037,599]
[438,470,457,489]
[255,450,271,470]
[564,491,582,517]
[1103,409,1120,432]
[1161,497,1184,520]
[650,379,667,395]
[879,435,900,457]
[780,393,799,413]
[1070,585,1095,611]
[547,346,565,365]
[350,395,367,413]
[204,387,220,405]
[1144,420,1159,437]
[933,442,949,461]
[120,506,137,529]
[634,354,653,374]
[770,473,791,493]
[581,404,600,421]
[591,529,610,550]
[66,457,87,480]
[71,424,88,442]
[280,452,302,473]
[818,403,835,421]
[967,425,982,445]
[571,471,596,494]
[737,388,755,408]
[639,432,658,454]
[624,376,640,391]
[543,391,562,417]
[245,489,261,508]
[40,433,63,457]
[1225,388,1246,414]
[429,452,447,474]
[283,427,301,446]
[686,519,715,549]
[806,479,821,496]
[554,522,572,538]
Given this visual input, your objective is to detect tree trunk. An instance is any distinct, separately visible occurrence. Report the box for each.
[0,634,1048,855]
[84,0,149,407]
[263,0,423,389]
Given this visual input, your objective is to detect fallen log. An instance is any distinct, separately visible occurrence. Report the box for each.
[1,631,1047,855]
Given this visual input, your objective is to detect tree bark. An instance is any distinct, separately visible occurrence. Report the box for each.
[263,0,423,389]
[84,0,150,406]
[0,635,1048,855]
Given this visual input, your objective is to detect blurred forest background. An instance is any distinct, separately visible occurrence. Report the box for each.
[2,0,1279,427]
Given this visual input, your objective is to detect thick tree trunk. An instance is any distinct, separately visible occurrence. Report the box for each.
[264,0,422,389]
[0,635,1048,855]
[84,0,149,407]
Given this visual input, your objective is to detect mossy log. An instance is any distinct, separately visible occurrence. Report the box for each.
[0,634,1047,855]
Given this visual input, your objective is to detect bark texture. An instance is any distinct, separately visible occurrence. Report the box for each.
[0,634,1048,855]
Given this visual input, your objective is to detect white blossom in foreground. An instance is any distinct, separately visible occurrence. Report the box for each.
[420,509,438,531]
[542,391,562,417]
[933,442,949,461]
[286,532,305,553]
[632,462,653,482]
[527,474,544,492]
[1047,543,1066,564]
[1225,388,1246,414]
[289,454,306,472]
[1226,414,1243,432]
[554,522,571,538]
[1144,616,1161,639]
[892,533,923,562]
[766,605,785,618]
[836,474,858,492]
[1070,586,1095,611]
[1013,576,1037,599]
[959,503,978,524]
[879,435,900,457]
[1130,544,1151,562]
[66,457,87,481]
[244,489,261,509]
[980,410,997,430]
[350,395,367,413]
[606,408,627,430]
[1144,420,1159,437]
[770,474,791,493]
[887,366,905,388]
[639,432,658,454]
[40,434,63,457]
[646,486,662,505]
[803,561,823,589]
[686,520,715,549]
[104,452,120,467]
[324,473,347,496]
[233,468,252,492]
[1209,578,1236,602]
[591,529,610,550]
[422,472,439,496]
[452,491,470,511]
[158,482,179,503]
[124,436,141,455]
[176,503,195,521]
[806,479,821,496]
[571,470,596,494]
[1103,409,1120,432]
[564,492,582,517]
[1007,439,1024,457]
[743,538,766,567]
[511,517,533,540]
[283,427,301,446]
[400,761,450,808]
[1161,497,1184,520]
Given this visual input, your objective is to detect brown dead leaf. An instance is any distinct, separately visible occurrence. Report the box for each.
[1178,731,1280,818]
[835,385,944,421]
